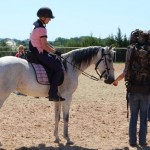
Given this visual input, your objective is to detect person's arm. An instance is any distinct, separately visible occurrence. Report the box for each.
[40,37,55,53]
[113,72,124,86]
[48,42,54,49]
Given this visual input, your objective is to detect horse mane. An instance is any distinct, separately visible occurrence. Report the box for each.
[62,46,101,70]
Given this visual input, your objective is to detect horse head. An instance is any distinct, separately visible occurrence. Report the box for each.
[95,46,115,84]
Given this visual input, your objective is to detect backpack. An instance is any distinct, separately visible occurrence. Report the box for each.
[125,29,150,93]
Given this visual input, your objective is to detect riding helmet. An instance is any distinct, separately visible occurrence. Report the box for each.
[37,7,54,18]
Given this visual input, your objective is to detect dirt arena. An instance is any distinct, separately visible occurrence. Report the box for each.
[0,63,150,150]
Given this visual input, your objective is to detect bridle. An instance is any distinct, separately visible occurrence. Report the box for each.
[60,48,111,81]
[95,48,111,80]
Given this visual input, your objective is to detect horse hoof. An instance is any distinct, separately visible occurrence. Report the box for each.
[66,141,74,145]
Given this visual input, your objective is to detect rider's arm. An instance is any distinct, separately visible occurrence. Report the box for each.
[41,37,56,53]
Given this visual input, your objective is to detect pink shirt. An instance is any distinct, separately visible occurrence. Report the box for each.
[30,27,47,53]
[15,52,20,57]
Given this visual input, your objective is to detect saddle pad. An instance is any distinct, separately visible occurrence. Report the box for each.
[32,63,50,85]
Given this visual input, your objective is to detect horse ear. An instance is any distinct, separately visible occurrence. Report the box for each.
[109,45,113,50]
[109,45,116,51]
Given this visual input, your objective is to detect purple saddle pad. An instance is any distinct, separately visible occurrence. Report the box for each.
[32,63,50,85]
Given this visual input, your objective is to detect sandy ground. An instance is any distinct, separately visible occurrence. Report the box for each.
[0,63,150,150]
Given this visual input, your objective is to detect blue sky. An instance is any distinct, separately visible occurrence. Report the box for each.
[0,0,149,41]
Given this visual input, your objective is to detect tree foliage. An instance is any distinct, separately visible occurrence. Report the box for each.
[0,27,129,49]
[0,27,130,61]
[52,28,129,47]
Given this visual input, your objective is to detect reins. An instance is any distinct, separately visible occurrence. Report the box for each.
[59,49,111,81]
[60,56,100,81]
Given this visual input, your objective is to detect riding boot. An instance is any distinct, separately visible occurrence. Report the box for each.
[49,85,65,101]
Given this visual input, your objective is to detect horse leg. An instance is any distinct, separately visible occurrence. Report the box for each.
[62,98,74,145]
[0,92,12,147]
[54,102,61,143]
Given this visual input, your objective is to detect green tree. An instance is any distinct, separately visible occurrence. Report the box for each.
[122,35,129,47]
[0,41,14,57]
[53,37,68,46]
[115,27,123,47]
[0,41,7,47]
[103,34,116,47]
[66,37,81,47]
[80,35,101,47]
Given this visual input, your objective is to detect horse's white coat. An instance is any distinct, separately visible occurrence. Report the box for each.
[0,46,115,145]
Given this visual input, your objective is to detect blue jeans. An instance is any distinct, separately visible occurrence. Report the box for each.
[128,93,150,145]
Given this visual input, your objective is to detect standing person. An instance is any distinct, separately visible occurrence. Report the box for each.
[15,45,27,59]
[127,90,149,147]
[29,7,65,102]
[124,30,150,147]
[113,54,150,147]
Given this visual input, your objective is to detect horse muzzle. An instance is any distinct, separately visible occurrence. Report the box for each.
[104,76,114,84]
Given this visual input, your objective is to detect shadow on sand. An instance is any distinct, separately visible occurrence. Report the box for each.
[111,145,150,150]
[14,143,98,150]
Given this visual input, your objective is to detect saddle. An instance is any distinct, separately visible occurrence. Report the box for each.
[27,51,64,85]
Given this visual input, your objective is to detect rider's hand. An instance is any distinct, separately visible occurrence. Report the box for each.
[55,50,62,56]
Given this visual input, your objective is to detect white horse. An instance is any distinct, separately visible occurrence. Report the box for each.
[0,46,115,145]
